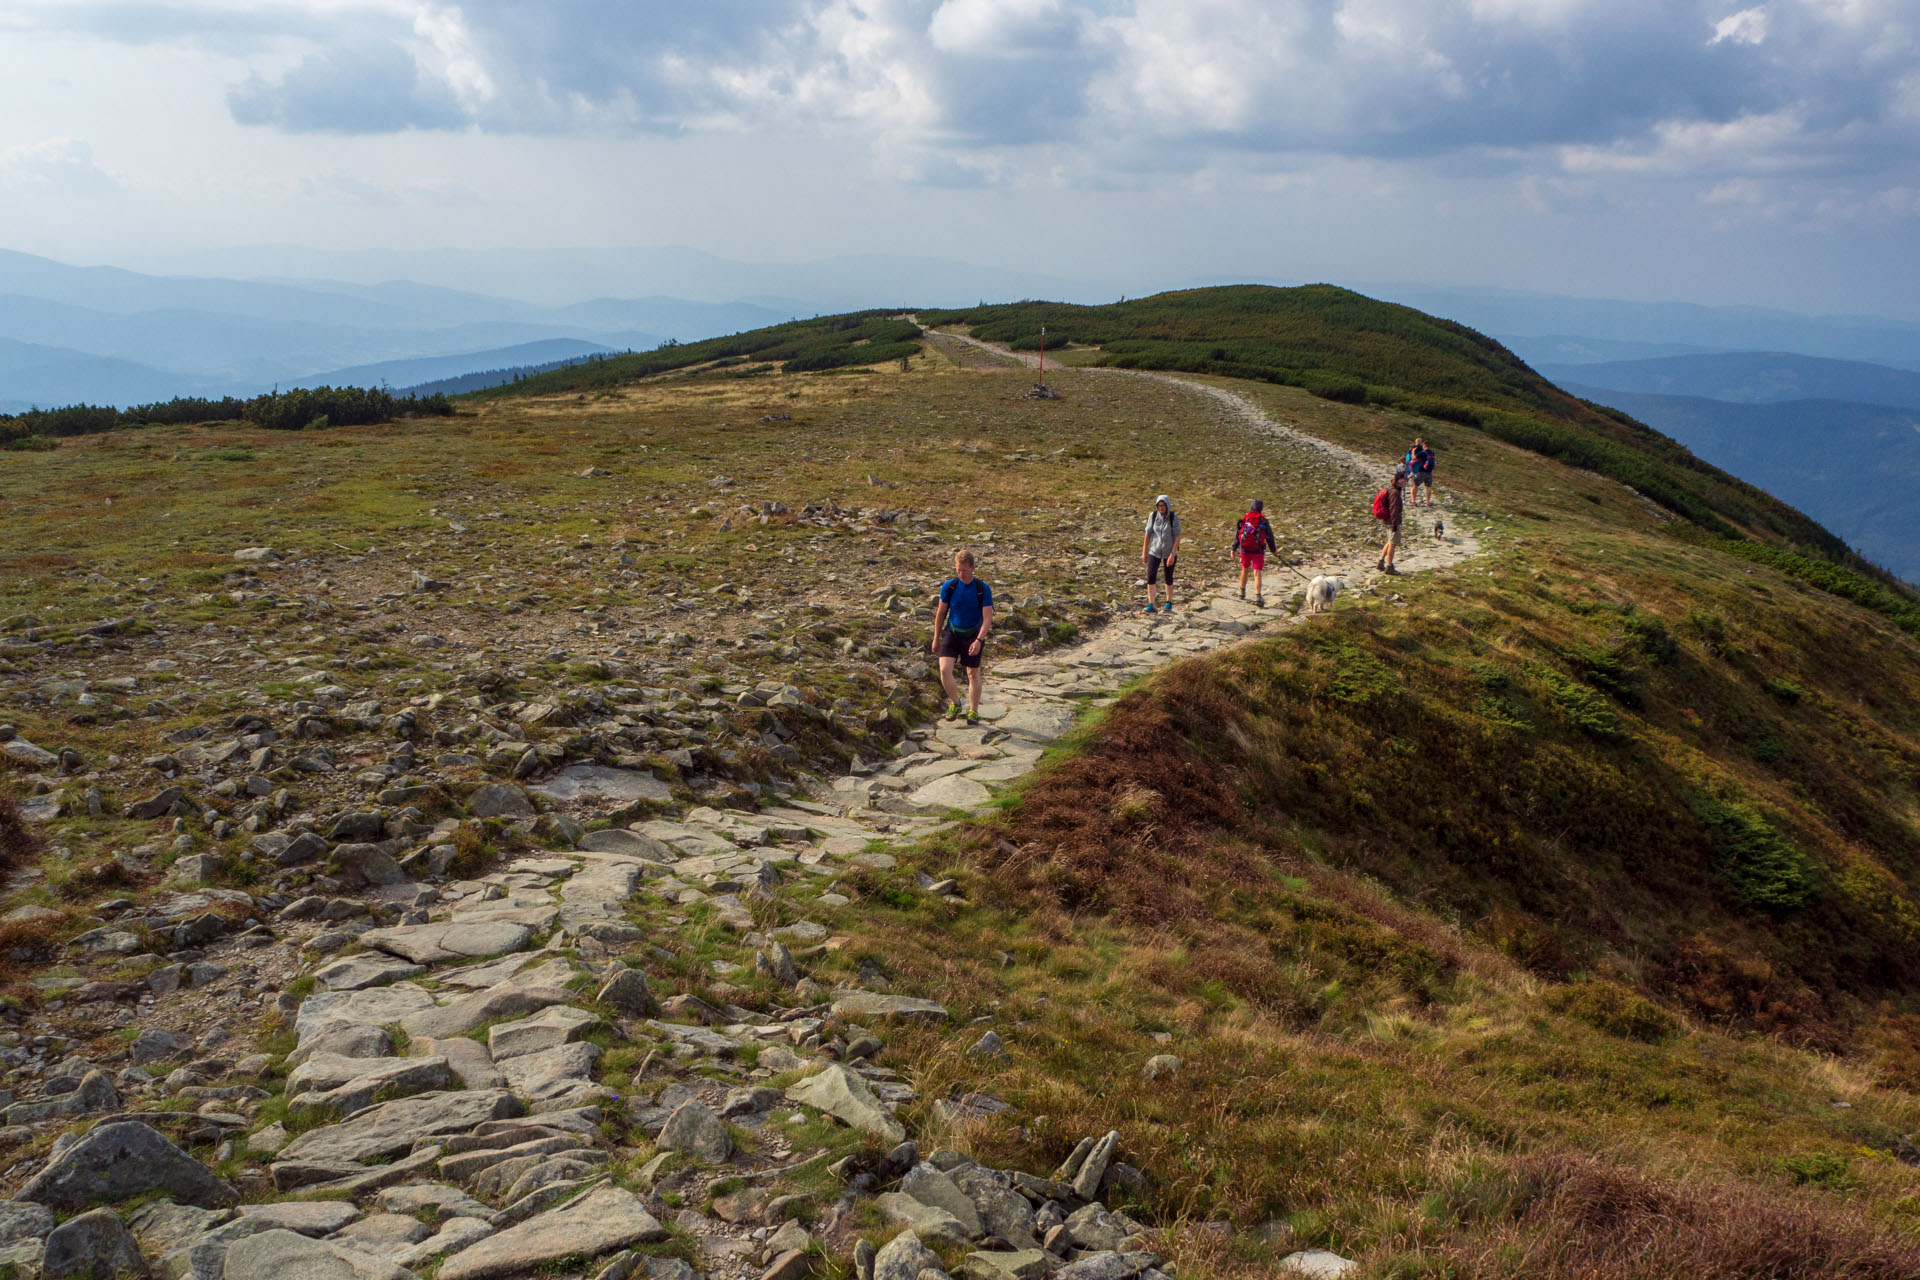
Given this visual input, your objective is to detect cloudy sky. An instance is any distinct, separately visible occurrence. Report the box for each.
[1,0,1916,316]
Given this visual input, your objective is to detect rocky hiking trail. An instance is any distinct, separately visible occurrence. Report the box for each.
[0,363,1484,1280]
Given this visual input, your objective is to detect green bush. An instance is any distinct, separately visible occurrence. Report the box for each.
[1538,670,1627,739]
[1781,1152,1852,1190]
[1692,795,1817,912]
[1546,980,1680,1043]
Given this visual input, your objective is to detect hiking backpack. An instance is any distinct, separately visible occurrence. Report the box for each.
[1371,487,1394,520]
[1237,513,1265,553]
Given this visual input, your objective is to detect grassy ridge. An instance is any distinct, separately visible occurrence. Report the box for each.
[465,311,922,396]
[922,286,1867,569]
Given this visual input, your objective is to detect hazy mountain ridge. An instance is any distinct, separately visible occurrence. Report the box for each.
[1561,383,1920,581]
[1546,351,1920,411]
[0,249,788,407]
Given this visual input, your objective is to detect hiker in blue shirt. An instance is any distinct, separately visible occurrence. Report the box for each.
[932,549,994,724]
[1409,437,1436,507]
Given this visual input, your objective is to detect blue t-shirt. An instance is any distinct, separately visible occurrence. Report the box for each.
[939,576,993,632]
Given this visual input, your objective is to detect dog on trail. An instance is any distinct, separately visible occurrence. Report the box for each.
[1434,518,1446,539]
[1304,575,1347,614]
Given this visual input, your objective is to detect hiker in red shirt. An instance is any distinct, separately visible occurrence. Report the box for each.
[1374,471,1406,574]
[1231,499,1278,606]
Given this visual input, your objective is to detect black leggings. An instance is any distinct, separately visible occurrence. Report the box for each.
[1146,554,1175,585]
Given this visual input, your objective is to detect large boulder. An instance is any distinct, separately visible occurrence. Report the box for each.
[20,1122,236,1213]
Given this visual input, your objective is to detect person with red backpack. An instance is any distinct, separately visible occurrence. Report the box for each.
[1231,499,1278,606]
[1373,470,1406,574]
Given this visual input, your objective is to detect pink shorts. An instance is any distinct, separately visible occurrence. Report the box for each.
[1239,551,1265,571]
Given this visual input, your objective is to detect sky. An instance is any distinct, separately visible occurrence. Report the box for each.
[0,0,1916,317]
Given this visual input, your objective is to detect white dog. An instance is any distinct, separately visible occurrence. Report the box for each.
[1304,575,1347,614]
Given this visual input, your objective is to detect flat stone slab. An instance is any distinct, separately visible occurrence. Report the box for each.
[831,990,949,1022]
[288,1056,454,1116]
[964,762,1030,784]
[275,1090,522,1167]
[638,821,742,857]
[438,1184,665,1280]
[313,954,426,991]
[400,984,575,1040]
[902,757,982,784]
[905,774,993,812]
[295,986,438,1053]
[578,828,675,861]
[529,765,671,806]
[997,704,1079,742]
[223,1229,413,1280]
[488,1006,600,1061]
[237,1202,364,1236]
[360,920,532,965]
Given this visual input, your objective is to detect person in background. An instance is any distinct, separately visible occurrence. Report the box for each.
[1232,499,1278,606]
[1410,437,1436,506]
[1141,494,1182,613]
[932,549,994,724]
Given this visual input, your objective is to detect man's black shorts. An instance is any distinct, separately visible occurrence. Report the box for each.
[939,628,983,668]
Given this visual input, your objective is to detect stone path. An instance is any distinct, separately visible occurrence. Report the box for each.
[0,361,1456,1280]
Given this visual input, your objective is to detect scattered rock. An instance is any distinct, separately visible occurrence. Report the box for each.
[1277,1249,1357,1278]
[657,1101,733,1163]
[872,1231,943,1280]
[468,784,535,819]
[40,1207,148,1280]
[597,968,659,1017]
[785,1064,906,1145]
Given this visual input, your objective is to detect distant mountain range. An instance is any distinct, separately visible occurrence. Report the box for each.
[1541,351,1920,411]
[287,339,621,393]
[1562,385,1920,582]
[0,249,784,411]
[1543,348,1920,582]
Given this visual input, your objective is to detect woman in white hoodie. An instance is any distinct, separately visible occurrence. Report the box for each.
[1142,494,1182,613]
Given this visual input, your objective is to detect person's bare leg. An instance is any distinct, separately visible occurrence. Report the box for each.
[966,665,983,715]
[939,656,961,707]
[1238,561,1249,597]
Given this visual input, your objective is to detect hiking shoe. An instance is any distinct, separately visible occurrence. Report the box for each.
[944,702,963,720]
[1385,564,1401,575]
[1164,602,1175,613]
[1143,603,1156,613]
[1376,557,1386,571]
[1238,588,1246,599]
[965,711,980,725]
[1255,594,1264,607]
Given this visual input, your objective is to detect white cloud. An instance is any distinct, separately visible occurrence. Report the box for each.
[0,137,118,195]
[1710,6,1769,46]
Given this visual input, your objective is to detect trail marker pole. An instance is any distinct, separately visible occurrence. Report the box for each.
[1037,326,1046,391]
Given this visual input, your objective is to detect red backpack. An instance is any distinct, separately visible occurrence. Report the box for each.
[1237,513,1265,553]
[1371,487,1393,520]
